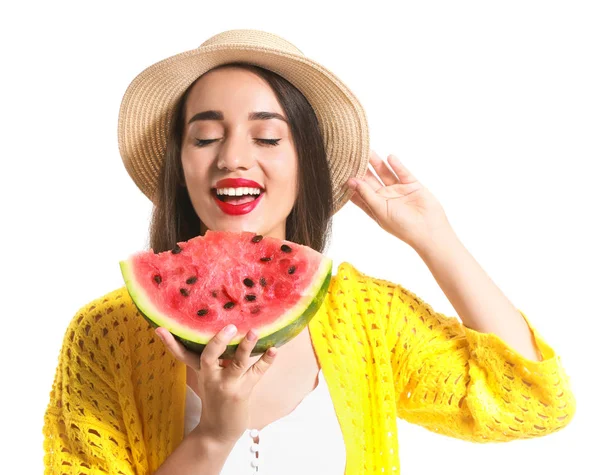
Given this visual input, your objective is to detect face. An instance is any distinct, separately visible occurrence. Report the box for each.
[180,67,298,240]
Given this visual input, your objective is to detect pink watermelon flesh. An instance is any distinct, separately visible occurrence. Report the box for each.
[120,230,331,352]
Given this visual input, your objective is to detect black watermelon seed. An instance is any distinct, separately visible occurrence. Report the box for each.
[211,290,218,297]
[288,266,296,275]
[180,288,189,297]
[153,275,162,284]
[172,244,182,254]
[245,294,257,302]
[252,235,263,243]
[260,277,267,287]
[224,301,235,309]
[260,257,272,262]
[243,278,254,288]
[250,306,261,314]
[197,309,208,317]
[186,276,198,285]
[281,244,292,253]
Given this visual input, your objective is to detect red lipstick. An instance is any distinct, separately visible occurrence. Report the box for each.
[214,178,264,189]
[213,192,263,215]
[212,177,264,216]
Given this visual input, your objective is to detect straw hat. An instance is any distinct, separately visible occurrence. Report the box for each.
[118,29,370,214]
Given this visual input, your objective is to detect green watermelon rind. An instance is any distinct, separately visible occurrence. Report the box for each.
[119,257,332,357]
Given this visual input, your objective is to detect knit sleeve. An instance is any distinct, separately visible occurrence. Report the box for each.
[42,290,146,474]
[337,262,576,443]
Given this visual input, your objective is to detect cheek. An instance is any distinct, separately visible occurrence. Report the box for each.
[269,153,298,200]
[286,152,299,193]
[181,152,210,186]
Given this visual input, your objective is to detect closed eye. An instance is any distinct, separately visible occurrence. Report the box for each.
[194,138,281,147]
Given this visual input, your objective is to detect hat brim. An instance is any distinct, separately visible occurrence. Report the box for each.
[118,43,370,214]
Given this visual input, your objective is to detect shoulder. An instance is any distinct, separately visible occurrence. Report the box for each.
[322,261,401,326]
[330,261,401,295]
[61,286,147,358]
[326,261,419,334]
[66,286,137,330]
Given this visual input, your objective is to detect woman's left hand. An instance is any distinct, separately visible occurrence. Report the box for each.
[347,150,452,250]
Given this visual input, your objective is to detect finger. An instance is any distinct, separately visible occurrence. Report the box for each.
[155,327,201,369]
[349,178,384,217]
[349,190,376,221]
[224,329,259,378]
[246,347,278,385]
[388,155,418,184]
[363,168,384,190]
[370,151,398,186]
[200,324,238,371]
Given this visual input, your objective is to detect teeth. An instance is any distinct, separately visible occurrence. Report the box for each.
[216,187,262,196]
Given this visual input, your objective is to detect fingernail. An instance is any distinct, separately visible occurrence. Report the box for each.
[155,329,164,341]
[267,347,277,356]
[247,330,257,341]
[223,324,237,336]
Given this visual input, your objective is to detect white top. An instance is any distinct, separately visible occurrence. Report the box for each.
[184,369,346,474]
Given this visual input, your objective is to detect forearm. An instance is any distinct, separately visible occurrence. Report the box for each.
[154,425,235,475]
[413,227,542,362]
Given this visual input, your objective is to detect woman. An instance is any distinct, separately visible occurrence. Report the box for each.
[43,29,576,475]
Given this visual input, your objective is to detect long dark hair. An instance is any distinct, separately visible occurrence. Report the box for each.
[148,63,333,253]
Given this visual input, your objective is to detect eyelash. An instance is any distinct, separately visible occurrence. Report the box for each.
[194,138,281,147]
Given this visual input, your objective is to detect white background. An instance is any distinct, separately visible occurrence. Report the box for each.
[1,1,598,473]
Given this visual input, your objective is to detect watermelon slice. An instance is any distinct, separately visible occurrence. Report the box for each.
[119,230,332,357]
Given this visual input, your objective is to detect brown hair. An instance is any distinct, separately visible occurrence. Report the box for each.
[148,63,334,254]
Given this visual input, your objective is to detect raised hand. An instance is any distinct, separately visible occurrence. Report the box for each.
[347,150,451,250]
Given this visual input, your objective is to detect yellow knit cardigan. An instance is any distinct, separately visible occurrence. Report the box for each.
[43,262,575,474]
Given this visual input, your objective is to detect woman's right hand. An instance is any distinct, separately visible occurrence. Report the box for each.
[155,324,277,445]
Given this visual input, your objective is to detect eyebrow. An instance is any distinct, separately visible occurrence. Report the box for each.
[187,110,288,124]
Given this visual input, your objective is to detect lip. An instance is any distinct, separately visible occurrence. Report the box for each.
[214,178,264,190]
[212,190,264,216]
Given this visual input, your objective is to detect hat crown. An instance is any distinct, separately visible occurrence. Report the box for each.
[200,29,304,56]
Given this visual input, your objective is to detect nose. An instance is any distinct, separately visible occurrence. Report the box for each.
[216,133,256,171]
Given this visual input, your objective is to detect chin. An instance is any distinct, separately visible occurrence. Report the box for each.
[201,219,264,235]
